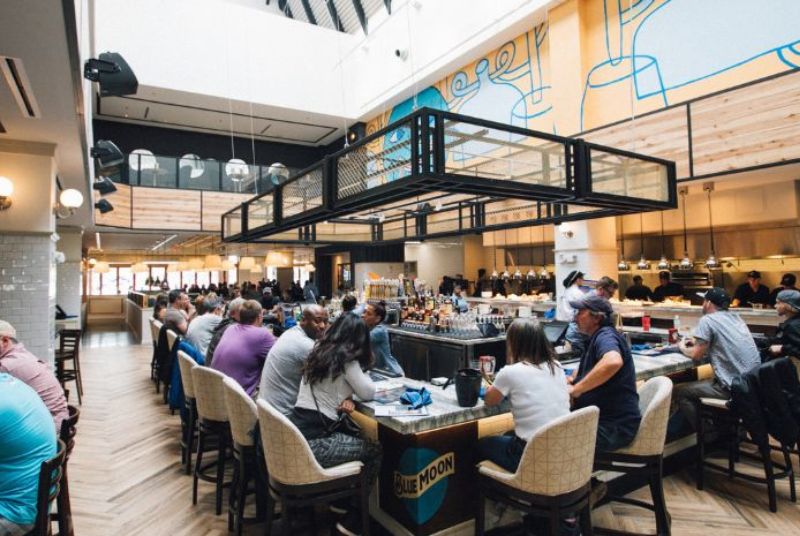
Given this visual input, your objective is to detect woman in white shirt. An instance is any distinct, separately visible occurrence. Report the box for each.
[289,313,381,536]
[479,318,571,472]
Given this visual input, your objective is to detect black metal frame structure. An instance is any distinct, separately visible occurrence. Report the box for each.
[221,107,677,246]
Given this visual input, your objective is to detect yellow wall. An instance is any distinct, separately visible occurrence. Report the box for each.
[367,0,800,136]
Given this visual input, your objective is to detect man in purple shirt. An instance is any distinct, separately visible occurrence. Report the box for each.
[0,320,68,432]
[211,300,275,397]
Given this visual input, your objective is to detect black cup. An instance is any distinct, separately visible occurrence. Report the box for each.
[454,368,482,407]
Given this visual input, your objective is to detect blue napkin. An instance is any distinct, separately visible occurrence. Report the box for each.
[631,343,653,351]
[400,387,432,410]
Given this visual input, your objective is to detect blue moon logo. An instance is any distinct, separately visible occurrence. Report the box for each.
[394,447,454,525]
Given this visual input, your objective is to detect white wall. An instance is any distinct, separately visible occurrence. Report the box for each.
[404,239,464,287]
[0,144,56,234]
[56,229,83,317]
[93,0,555,121]
[354,262,405,288]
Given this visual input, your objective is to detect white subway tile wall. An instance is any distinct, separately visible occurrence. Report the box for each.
[0,234,56,363]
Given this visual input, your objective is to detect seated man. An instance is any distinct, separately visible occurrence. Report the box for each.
[258,305,329,414]
[670,288,760,433]
[212,300,275,397]
[0,321,68,431]
[185,296,224,358]
[205,297,245,366]
[768,289,800,359]
[164,289,194,335]
[0,373,57,535]
[568,294,641,451]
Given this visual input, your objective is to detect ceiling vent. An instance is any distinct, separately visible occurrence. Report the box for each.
[0,56,41,119]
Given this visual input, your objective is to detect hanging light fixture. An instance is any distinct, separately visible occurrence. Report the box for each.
[502,229,511,279]
[94,261,110,274]
[239,256,255,270]
[490,239,498,279]
[617,217,630,271]
[204,254,222,269]
[527,232,536,280]
[636,213,650,270]
[678,188,693,270]
[189,257,205,270]
[703,183,720,269]
[657,211,670,270]
[539,226,550,279]
[220,259,234,271]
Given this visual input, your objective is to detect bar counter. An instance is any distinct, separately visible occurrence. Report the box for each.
[355,351,695,535]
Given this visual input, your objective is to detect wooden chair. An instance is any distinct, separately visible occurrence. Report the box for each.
[177,350,199,474]
[26,439,67,536]
[475,406,600,536]
[256,399,370,536]
[191,365,231,515]
[223,377,266,535]
[55,329,82,404]
[49,405,80,536]
[593,376,673,536]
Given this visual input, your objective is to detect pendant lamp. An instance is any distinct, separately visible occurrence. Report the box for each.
[657,211,670,270]
[204,254,222,269]
[704,183,720,269]
[490,243,498,279]
[678,188,693,270]
[617,217,630,271]
[539,226,550,279]
[239,256,255,270]
[189,258,205,270]
[636,213,650,270]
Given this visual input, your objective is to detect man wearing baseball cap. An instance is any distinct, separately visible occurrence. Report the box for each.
[670,288,760,434]
[0,320,68,432]
[768,273,798,308]
[767,289,800,360]
[567,294,641,451]
[732,270,770,308]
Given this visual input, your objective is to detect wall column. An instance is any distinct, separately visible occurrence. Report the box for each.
[554,217,618,300]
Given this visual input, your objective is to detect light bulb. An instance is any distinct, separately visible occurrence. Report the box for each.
[705,254,720,269]
[617,259,630,271]
[0,176,13,197]
[490,269,498,279]
[679,254,693,269]
[539,266,549,279]
[657,256,670,270]
[526,269,536,279]
[502,269,510,279]
[636,256,650,270]
[513,268,522,280]
[59,188,84,208]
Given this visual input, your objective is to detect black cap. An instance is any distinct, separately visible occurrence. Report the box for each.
[568,294,614,316]
[697,287,731,309]
[563,270,584,289]
[780,273,796,287]
[746,270,761,279]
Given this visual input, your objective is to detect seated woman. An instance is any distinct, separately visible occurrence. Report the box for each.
[478,318,571,472]
[362,301,404,376]
[153,294,168,321]
[289,313,382,536]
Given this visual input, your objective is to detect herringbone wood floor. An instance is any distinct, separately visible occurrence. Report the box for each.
[69,329,800,535]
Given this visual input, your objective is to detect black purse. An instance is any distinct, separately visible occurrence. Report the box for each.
[310,384,362,438]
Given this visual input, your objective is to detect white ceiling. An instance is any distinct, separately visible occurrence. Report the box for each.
[0,0,91,225]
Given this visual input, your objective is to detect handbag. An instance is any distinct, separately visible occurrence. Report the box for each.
[310,384,362,438]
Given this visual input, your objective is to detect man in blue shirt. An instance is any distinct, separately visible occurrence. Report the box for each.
[0,373,57,534]
[451,284,469,313]
[567,295,641,451]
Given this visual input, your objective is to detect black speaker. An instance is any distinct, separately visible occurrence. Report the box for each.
[95,199,114,214]
[346,122,366,144]
[92,176,117,196]
[90,140,124,169]
[84,52,138,97]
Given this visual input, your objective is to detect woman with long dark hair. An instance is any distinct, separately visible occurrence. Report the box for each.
[478,318,570,472]
[289,313,381,535]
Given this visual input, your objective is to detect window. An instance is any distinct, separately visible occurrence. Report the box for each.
[196,271,210,288]
[166,270,181,291]
[90,265,132,295]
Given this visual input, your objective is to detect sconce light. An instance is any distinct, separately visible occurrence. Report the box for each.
[0,176,13,210]
[55,188,84,219]
[558,222,574,239]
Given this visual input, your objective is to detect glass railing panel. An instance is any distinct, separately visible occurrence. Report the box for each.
[589,148,669,202]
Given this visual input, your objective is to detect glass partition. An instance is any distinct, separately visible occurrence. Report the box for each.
[589,147,670,203]
[282,166,324,220]
[247,194,273,230]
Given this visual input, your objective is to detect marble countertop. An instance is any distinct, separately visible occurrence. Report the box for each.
[356,351,695,435]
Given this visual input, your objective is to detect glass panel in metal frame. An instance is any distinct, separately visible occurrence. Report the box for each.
[247,194,273,230]
[442,119,568,189]
[222,209,242,239]
[282,167,324,219]
[337,119,413,201]
[589,148,669,202]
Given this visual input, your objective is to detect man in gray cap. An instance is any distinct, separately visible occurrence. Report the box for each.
[670,287,760,434]
[768,289,800,359]
[567,294,641,451]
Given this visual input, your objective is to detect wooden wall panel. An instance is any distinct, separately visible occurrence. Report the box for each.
[132,188,201,230]
[581,106,691,179]
[691,71,800,177]
[94,183,132,228]
[201,192,250,231]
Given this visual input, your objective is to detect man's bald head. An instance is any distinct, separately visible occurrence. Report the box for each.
[300,305,329,340]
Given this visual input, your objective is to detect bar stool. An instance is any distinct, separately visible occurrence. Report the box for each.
[475,406,600,536]
[696,363,797,513]
[191,365,231,515]
[51,405,80,536]
[256,399,371,536]
[177,350,198,475]
[55,329,82,404]
[27,439,67,536]
[223,377,266,535]
[592,376,673,536]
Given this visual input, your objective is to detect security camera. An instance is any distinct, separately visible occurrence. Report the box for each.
[395,49,408,61]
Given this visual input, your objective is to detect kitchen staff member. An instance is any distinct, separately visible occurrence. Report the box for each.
[558,270,588,358]
[652,271,684,302]
[451,284,469,313]
[769,273,797,307]
[732,270,770,308]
